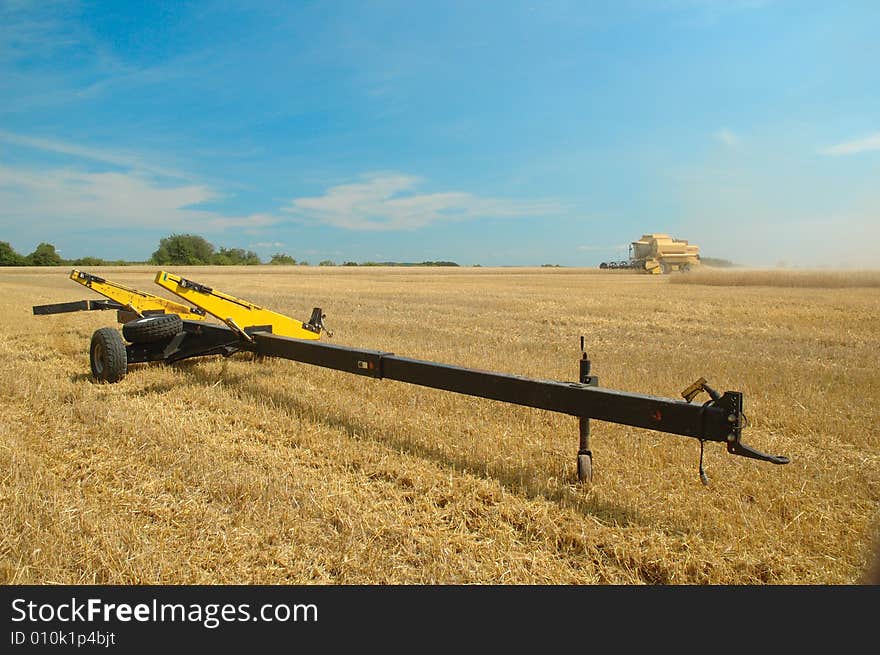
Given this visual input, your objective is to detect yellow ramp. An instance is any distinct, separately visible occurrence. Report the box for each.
[154,271,321,340]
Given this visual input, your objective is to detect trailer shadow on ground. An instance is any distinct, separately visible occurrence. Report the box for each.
[129,358,653,531]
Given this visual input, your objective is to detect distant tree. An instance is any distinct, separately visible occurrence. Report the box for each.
[212,247,260,265]
[269,253,297,265]
[298,261,310,266]
[151,234,215,265]
[342,261,358,266]
[318,260,335,267]
[27,242,63,266]
[71,256,106,266]
[0,241,26,266]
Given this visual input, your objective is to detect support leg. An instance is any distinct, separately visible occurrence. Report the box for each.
[577,416,592,483]
[577,337,594,483]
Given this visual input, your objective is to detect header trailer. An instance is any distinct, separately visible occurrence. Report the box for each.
[33,270,789,485]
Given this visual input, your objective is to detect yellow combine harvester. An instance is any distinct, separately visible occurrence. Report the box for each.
[600,233,701,274]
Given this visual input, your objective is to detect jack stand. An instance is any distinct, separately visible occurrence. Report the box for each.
[577,336,598,482]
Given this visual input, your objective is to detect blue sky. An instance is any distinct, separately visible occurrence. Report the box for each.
[1,0,878,267]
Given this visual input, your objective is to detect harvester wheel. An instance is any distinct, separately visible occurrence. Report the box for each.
[122,314,183,344]
[90,327,127,383]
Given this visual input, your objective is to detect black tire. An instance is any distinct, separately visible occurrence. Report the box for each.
[122,314,183,344]
[90,327,127,383]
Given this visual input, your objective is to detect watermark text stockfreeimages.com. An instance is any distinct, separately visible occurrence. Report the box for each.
[11,597,317,630]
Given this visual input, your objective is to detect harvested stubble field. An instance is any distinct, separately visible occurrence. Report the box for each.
[1,265,878,585]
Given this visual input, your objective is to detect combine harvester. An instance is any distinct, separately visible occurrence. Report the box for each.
[33,269,789,484]
[601,233,701,274]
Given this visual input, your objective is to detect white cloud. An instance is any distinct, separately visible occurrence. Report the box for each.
[715,128,740,148]
[820,133,880,156]
[283,173,558,231]
[0,129,188,179]
[0,165,272,232]
[0,154,559,260]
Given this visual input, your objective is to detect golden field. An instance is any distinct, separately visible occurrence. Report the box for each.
[0,265,878,584]
[669,268,880,288]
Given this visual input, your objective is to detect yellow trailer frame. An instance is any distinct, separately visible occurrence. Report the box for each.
[154,271,322,340]
[34,270,326,342]
[68,269,207,320]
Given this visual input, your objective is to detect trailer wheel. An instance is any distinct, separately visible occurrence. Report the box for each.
[90,327,127,383]
[122,314,183,344]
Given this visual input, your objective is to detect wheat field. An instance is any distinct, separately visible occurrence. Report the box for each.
[1,265,878,584]
[669,268,880,288]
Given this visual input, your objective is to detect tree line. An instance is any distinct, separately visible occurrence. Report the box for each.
[0,234,460,267]
[0,241,97,266]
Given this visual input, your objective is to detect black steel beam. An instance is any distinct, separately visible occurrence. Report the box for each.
[381,355,736,443]
[255,333,387,378]
[253,333,738,444]
[32,299,124,315]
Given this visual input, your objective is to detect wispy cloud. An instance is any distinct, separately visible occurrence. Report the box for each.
[0,129,188,179]
[283,173,559,231]
[0,2,209,116]
[820,133,880,156]
[715,128,740,148]
[0,1,85,64]
[0,159,557,253]
[0,164,270,233]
